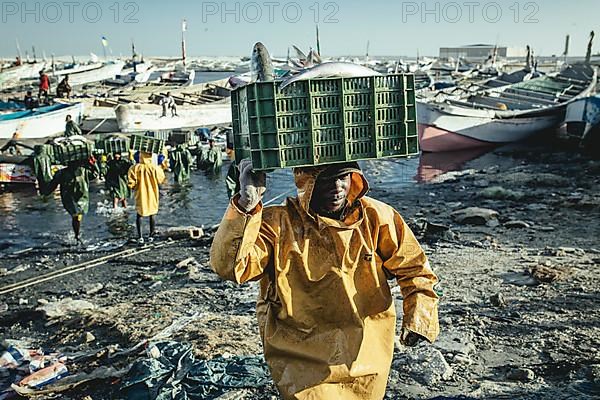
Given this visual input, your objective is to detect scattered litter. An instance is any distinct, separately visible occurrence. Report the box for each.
[120,341,270,399]
[451,207,499,227]
[18,362,69,389]
[84,283,104,295]
[37,298,96,319]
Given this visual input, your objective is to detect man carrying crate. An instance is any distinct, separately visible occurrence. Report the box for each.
[128,151,166,243]
[210,160,439,399]
[105,152,132,209]
[42,157,98,244]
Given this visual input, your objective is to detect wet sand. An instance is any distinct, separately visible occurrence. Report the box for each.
[1,139,599,399]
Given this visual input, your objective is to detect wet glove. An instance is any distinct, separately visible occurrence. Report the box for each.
[237,159,266,212]
[88,155,96,166]
[400,328,426,347]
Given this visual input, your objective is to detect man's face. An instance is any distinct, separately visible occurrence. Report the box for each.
[310,172,352,215]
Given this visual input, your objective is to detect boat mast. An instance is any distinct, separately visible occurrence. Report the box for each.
[316,24,321,56]
[181,19,187,72]
[15,38,22,62]
[365,40,370,63]
[585,31,594,64]
[525,45,531,71]
[563,34,570,64]
[131,39,137,72]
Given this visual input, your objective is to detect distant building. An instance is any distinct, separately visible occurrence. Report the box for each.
[439,44,528,61]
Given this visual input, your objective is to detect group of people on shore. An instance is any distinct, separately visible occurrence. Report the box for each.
[32,135,226,244]
[24,70,72,109]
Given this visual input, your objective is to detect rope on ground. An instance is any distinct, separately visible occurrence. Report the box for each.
[0,238,182,296]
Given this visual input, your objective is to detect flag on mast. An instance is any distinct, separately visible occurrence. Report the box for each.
[101,36,108,47]
[182,19,187,32]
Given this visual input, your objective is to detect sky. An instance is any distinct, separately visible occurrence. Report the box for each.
[0,0,597,58]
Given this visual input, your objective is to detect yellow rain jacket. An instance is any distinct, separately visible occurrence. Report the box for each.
[210,166,439,400]
[127,152,165,216]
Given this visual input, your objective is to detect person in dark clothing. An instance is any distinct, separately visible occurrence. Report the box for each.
[169,144,194,183]
[23,91,37,110]
[64,114,82,137]
[105,153,132,209]
[56,75,72,98]
[225,142,240,198]
[42,157,98,243]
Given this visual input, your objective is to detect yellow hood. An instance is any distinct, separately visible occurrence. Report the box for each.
[293,164,370,218]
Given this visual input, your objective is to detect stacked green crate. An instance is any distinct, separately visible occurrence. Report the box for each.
[129,134,165,154]
[104,138,130,155]
[232,74,418,170]
[53,142,94,164]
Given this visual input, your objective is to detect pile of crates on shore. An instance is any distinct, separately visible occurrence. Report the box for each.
[231,74,418,170]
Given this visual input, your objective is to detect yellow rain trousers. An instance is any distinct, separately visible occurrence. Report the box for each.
[210,166,439,400]
[127,152,165,216]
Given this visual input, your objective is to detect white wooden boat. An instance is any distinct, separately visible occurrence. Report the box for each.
[0,102,84,139]
[560,94,600,142]
[115,99,231,132]
[53,62,104,77]
[66,61,125,86]
[417,64,597,152]
[0,62,47,90]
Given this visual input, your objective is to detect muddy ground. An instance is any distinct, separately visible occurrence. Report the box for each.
[1,141,599,399]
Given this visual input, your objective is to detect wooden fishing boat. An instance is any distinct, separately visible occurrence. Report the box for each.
[417,63,597,152]
[0,155,35,184]
[559,94,600,144]
[115,99,231,132]
[0,102,84,139]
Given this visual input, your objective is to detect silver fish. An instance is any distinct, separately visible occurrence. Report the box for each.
[251,42,275,82]
[279,62,381,90]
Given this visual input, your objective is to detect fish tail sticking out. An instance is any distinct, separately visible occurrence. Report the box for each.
[279,62,381,90]
[251,42,275,82]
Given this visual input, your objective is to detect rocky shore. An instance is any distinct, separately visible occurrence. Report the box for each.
[1,142,599,399]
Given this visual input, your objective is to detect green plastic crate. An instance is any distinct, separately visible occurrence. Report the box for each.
[53,143,94,164]
[104,138,130,155]
[130,134,165,154]
[232,74,418,170]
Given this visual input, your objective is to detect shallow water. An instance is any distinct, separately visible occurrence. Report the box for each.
[0,157,424,254]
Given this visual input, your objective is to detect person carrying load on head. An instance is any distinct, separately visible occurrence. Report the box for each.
[169,144,193,183]
[42,156,98,244]
[210,160,440,400]
[127,151,166,244]
[105,152,132,209]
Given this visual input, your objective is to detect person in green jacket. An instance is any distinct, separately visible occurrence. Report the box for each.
[204,139,223,176]
[224,142,240,198]
[169,144,193,183]
[105,152,132,209]
[31,145,54,194]
[43,157,98,243]
[64,115,82,137]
